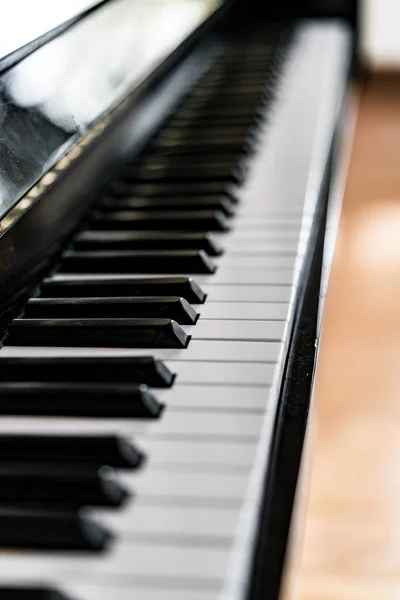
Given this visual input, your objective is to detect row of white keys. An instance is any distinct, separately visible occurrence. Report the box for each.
[0,421,266,585]
[0,81,297,596]
[0,401,272,589]
[0,23,350,599]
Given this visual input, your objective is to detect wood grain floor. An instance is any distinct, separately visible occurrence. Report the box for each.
[297,75,400,600]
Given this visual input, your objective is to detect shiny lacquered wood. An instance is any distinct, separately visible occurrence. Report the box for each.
[297,76,400,599]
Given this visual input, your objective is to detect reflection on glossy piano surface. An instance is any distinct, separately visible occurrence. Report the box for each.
[0,1,353,599]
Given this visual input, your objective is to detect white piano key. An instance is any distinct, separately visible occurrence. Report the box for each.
[122,470,249,501]
[137,438,257,467]
[0,341,281,363]
[0,409,266,438]
[202,284,292,302]
[49,269,295,284]
[158,385,269,410]
[167,361,276,386]
[64,584,218,600]
[233,213,303,221]
[168,340,281,361]
[196,302,289,321]
[157,340,281,362]
[187,319,286,341]
[0,541,230,581]
[196,269,294,285]
[47,270,296,286]
[130,411,264,438]
[234,218,301,234]
[221,232,300,245]
[226,244,299,255]
[232,223,300,233]
[236,207,304,216]
[214,230,301,241]
[96,502,240,538]
[214,255,296,268]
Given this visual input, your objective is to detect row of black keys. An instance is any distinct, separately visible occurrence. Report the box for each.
[3,46,279,350]
[0,34,281,594]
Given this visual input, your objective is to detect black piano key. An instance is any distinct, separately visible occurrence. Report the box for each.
[191,83,269,96]
[179,101,262,115]
[197,71,272,82]
[109,181,238,200]
[89,210,230,232]
[98,195,235,216]
[7,318,190,349]
[155,132,249,149]
[200,61,273,72]
[141,149,245,164]
[167,115,260,128]
[0,383,162,418]
[188,85,266,97]
[158,124,251,138]
[152,137,252,154]
[60,249,216,274]
[167,107,267,123]
[189,96,262,108]
[125,162,245,184]
[0,465,128,508]
[185,89,266,100]
[40,276,206,303]
[176,94,265,107]
[0,586,74,600]
[174,105,264,119]
[190,75,269,87]
[190,84,268,97]
[0,356,174,387]
[183,84,264,99]
[0,509,110,551]
[0,434,143,469]
[136,149,248,163]
[25,296,198,325]
[74,231,223,256]
[157,118,254,132]
[149,140,253,158]
[146,148,247,162]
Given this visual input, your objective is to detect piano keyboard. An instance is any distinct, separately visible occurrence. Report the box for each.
[0,21,349,600]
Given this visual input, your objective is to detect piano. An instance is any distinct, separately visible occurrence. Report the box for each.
[0,1,354,598]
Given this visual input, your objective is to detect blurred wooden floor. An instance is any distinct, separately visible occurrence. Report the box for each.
[297,75,400,600]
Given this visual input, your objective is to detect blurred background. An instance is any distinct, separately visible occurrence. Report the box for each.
[295,1,400,600]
